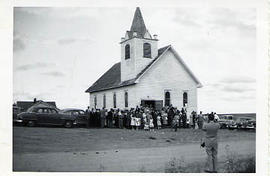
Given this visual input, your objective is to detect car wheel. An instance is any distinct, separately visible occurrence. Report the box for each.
[64,121,73,128]
[27,120,35,127]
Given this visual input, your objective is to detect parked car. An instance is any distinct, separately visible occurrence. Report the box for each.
[227,120,238,130]
[17,107,76,128]
[59,108,88,126]
[218,115,234,129]
[236,118,254,129]
[246,119,256,130]
[13,106,22,124]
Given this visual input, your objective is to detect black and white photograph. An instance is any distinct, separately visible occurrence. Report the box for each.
[0,0,268,175]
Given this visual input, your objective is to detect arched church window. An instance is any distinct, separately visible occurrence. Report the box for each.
[103,94,106,108]
[124,92,128,108]
[183,92,188,107]
[125,44,130,59]
[165,91,170,106]
[94,95,97,108]
[113,93,117,108]
[143,43,151,58]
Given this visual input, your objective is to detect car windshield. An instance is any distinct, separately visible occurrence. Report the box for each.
[79,110,85,115]
[239,118,250,122]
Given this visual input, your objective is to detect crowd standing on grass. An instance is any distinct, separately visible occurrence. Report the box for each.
[84,104,219,131]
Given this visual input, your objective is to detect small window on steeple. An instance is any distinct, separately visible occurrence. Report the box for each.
[125,44,130,59]
[143,43,151,58]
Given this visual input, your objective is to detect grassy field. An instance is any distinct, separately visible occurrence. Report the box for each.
[13,126,255,154]
[13,126,255,172]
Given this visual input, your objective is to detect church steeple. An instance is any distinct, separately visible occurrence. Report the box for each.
[120,7,158,82]
[130,7,147,38]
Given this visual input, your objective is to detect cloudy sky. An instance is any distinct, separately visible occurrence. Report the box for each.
[13,7,256,113]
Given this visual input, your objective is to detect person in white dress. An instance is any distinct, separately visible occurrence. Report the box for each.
[149,115,154,131]
[157,112,162,129]
[130,112,136,130]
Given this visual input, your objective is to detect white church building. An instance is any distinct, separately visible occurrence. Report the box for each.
[86,7,202,114]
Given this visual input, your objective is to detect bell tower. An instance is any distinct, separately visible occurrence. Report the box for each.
[120,7,159,82]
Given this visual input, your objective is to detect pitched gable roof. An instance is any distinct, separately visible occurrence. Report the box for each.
[17,100,57,112]
[135,45,202,87]
[85,45,170,93]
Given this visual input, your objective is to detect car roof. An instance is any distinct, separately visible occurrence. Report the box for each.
[33,106,56,109]
[60,108,84,112]
[239,117,251,120]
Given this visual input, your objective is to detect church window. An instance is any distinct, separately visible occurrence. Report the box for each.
[124,92,128,108]
[143,43,151,58]
[183,92,188,107]
[165,91,171,106]
[113,93,117,108]
[94,95,97,108]
[103,94,106,108]
[125,44,130,59]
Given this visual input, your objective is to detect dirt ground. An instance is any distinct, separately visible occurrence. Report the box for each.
[13,126,256,172]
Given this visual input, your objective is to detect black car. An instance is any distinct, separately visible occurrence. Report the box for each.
[13,106,22,124]
[17,106,76,128]
[60,108,88,126]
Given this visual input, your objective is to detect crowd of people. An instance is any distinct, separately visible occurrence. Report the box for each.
[85,105,220,173]
[85,105,220,131]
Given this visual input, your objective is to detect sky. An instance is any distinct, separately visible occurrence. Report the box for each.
[13,7,256,113]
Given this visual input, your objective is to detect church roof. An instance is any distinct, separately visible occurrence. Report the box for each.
[128,7,147,38]
[85,45,170,93]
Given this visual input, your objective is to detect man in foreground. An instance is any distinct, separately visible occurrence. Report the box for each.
[202,113,220,173]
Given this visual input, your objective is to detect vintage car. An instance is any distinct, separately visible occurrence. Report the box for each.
[245,119,256,130]
[218,115,234,129]
[227,120,238,130]
[17,106,76,128]
[236,118,255,129]
[13,106,22,124]
[59,108,88,126]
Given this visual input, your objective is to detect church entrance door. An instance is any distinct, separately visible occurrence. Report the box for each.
[141,100,163,110]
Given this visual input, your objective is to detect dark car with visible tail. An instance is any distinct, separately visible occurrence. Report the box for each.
[17,107,76,128]
[59,108,88,127]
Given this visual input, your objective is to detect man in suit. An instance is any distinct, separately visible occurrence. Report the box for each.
[203,113,220,173]
[85,106,91,128]
[197,111,204,129]
[181,108,187,128]
[100,107,106,128]
[107,109,113,128]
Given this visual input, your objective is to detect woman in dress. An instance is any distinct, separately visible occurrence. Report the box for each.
[130,112,136,130]
[161,110,168,127]
[157,112,162,129]
[172,111,180,132]
[118,110,123,129]
[144,112,149,131]
[149,115,154,131]
[135,112,141,130]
